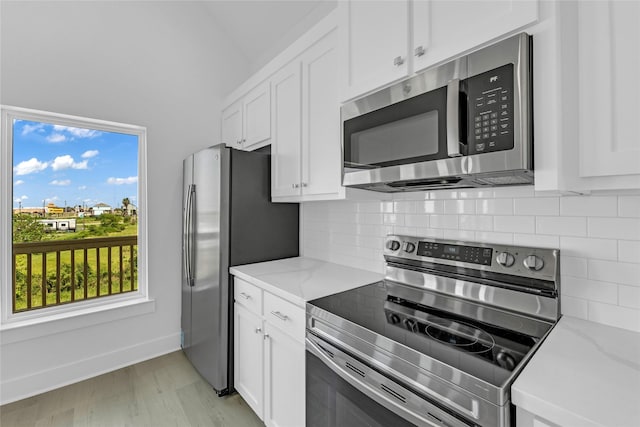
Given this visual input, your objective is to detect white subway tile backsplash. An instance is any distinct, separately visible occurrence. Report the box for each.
[588,217,640,240]
[393,200,417,214]
[618,240,640,263]
[512,233,560,248]
[443,229,476,241]
[459,215,493,231]
[430,215,458,229]
[513,197,559,216]
[405,214,430,228]
[560,296,589,320]
[561,276,618,305]
[302,189,640,332]
[494,216,535,233]
[474,231,513,245]
[618,196,640,218]
[560,256,588,278]
[476,198,513,215]
[417,200,444,214]
[560,236,618,260]
[588,301,640,332]
[536,217,587,237]
[444,200,476,214]
[588,259,640,287]
[619,285,640,310]
[560,196,617,217]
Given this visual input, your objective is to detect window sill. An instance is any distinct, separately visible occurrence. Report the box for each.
[0,296,155,345]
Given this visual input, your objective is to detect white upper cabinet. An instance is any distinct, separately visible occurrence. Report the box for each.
[576,0,640,184]
[340,0,538,101]
[221,80,271,150]
[413,0,538,73]
[339,0,409,101]
[271,61,303,199]
[221,100,243,149]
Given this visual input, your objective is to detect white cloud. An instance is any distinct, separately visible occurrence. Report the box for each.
[81,150,99,158]
[50,179,71,186]
[21,123,44,136]
[78,185,87,190]
[14,180,25,186]
[107,176,138,185]
[46,133,67,143]
[14,158,48,175]
[45,196,59,203]
[14,195,28,202]
[51,155,88,171]
[53,125,101,139]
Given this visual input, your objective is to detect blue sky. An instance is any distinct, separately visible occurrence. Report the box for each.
[12,119,138,210]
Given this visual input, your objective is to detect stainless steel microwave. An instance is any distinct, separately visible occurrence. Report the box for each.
[342,33,533,192]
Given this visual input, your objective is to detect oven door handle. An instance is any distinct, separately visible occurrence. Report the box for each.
[306,336,462,427]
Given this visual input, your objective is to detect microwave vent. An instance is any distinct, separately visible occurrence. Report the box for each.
[476,175,532,186]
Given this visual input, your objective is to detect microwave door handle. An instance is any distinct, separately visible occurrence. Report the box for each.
[446,78,463,157]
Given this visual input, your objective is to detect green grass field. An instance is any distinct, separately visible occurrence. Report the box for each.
[12,217,138,312]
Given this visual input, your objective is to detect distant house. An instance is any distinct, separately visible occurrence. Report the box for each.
[92,202,112,216]
[125,203,137,216]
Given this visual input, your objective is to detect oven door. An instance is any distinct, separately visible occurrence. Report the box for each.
[306,333,473,427]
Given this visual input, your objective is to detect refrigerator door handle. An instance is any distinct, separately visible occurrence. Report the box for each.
[183,184,191,287]
[187,184,196,286]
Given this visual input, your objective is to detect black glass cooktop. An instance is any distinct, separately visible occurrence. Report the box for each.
[309,281,551,387]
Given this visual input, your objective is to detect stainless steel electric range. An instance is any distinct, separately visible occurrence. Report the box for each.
[306,235,560,427]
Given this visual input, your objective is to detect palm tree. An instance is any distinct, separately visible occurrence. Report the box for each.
[121,197,130,216]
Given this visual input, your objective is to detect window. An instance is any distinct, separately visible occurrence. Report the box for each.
[1,106,147,322]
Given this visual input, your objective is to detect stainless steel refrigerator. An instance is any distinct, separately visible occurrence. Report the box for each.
[181,144,299,396]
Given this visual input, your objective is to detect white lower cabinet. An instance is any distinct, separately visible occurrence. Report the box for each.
[263,323,305,427]
[233,277,305,427]
[234,303,264,418]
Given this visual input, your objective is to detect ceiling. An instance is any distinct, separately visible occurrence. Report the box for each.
[202,0,337,74]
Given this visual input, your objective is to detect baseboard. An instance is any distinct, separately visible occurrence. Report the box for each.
[0,332,180,405]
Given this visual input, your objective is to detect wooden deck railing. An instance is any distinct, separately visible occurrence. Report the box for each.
[12,236,138,313]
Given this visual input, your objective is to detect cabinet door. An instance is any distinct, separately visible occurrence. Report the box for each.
[339,0,409,101]
[301,30,343,199]
[271,61,302,198]
[263,323,305,427]
[243,81,271,149]
[577,0,640,179]
[221,100,243,148]
[234,304,264,420]
[413,0,538,73]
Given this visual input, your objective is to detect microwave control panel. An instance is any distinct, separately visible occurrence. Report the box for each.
[466,64,514,155]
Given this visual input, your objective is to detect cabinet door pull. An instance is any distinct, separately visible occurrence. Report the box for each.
[301,182,308,187]
[271,311,289,321]
[393,56,404,66]
[255,327,262,334]
[263,333,270,340]
[414,46,425,57]
[238,292,251,300]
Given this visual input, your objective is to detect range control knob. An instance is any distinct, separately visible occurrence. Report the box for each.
[523,255,544,271]
[388,313,401,324]
[386,240,401,251]
[403,242,416,253]
[496,252,515,268]
[496,351,516,370]
[403,318,418,332]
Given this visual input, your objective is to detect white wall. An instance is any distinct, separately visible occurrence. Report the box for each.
[0,1,249,403]
[303,187,640,333]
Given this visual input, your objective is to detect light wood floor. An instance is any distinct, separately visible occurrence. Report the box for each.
[0,351,264,427]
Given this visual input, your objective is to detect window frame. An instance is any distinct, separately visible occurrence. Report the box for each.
[1,105,149,324]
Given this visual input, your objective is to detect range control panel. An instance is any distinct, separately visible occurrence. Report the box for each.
[384,235,559,281]
[466,63,514,155]
[416,241,492,265]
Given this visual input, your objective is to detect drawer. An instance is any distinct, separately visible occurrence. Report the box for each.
[263,292,305,342]
[234,277,262,314]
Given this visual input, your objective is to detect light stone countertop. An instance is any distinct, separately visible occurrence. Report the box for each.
[512,315,640,427]
[229,256,383,308]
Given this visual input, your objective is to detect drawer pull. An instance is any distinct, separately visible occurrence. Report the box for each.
[270,311,289,321]
[238,292,251,300]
